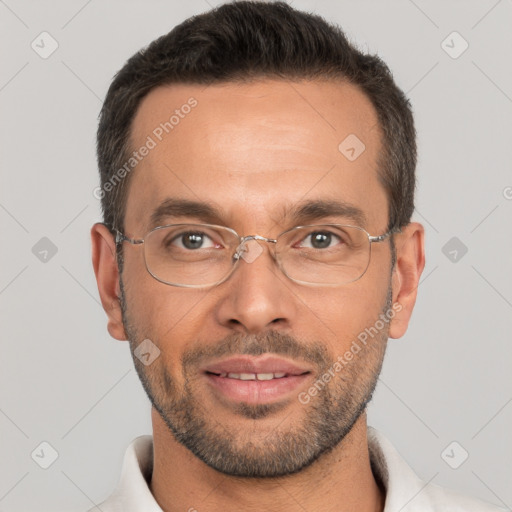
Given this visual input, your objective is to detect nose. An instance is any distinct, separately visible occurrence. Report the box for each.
[233,235,276,263]
[214,238,296,334]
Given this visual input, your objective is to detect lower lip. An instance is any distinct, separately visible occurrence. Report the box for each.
[204,373,311,404]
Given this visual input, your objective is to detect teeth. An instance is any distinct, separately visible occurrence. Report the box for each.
[221,372,288,380]
[256,373,274,381]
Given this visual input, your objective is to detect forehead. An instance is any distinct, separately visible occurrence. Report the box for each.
[124,79,387,234]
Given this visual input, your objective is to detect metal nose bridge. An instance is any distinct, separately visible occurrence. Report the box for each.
[234,234,278,261]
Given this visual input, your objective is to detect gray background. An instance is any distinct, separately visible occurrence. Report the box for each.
[1,0,511,510]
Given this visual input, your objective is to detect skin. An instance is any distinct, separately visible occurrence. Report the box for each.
[91,79,425,512]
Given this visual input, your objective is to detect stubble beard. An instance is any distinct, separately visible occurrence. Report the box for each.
[119,276,391,478]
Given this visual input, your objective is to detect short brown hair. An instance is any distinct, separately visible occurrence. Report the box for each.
[97,0,416,235]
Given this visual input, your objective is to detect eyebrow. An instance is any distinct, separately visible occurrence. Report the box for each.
[147,197,367,231]
[287,199,367,228]
[148,198,223,230]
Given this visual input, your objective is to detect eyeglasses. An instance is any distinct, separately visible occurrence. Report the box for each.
[114,223,398,288]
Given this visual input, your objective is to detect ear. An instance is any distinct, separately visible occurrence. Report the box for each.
[91,222,127,341]
[388,222,425,339]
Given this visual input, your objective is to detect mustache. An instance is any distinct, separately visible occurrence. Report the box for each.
[181,330,331,369]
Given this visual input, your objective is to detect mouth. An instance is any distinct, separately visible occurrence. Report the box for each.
[206,371,300,380]
[202,355,313,404]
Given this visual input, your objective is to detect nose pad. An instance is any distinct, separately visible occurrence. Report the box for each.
[234,238,265,264]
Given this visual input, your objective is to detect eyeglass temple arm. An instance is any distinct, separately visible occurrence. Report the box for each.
[114,230,144,245]
[369,226,402,244]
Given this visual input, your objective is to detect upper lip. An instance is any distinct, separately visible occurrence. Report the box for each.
[203,355,312,376]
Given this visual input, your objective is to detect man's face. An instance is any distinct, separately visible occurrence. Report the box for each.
[119,79,394,477]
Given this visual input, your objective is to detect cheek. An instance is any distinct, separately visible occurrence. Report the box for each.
[302,258,390,355]
[120,250,182,349]
[297,268,390,353]
[122,259,214,373]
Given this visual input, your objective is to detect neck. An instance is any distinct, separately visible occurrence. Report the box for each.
[149,408,385,512]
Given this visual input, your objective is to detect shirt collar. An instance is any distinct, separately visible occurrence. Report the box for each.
[99,434,163,512]
[94,426,489,511]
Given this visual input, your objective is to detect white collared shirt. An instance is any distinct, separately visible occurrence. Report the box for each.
[89,426,506,511]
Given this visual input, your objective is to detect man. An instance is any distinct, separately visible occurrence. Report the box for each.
[90,1,505,511]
